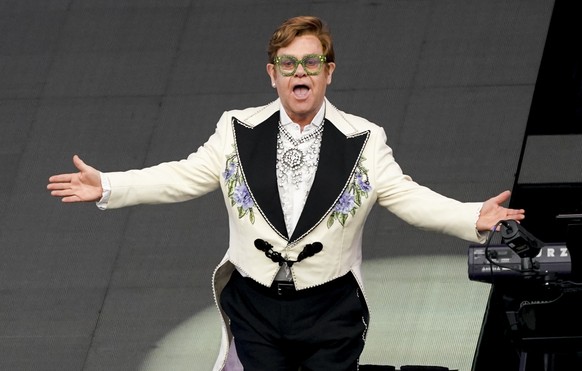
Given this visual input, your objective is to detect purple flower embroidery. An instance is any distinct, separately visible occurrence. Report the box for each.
[233,184,254,210]
[356,173,372,193]
[334,192,356,215]
[328,157,372,227]
[224,151,256,224]
[223,161,236,181]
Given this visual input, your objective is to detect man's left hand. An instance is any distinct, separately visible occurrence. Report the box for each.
[476,190,525,231]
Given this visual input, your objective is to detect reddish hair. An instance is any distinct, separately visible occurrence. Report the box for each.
[267,16,335,63]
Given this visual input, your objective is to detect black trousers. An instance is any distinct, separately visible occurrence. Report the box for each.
[220,270,368,371]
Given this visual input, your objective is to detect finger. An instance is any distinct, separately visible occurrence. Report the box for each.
[73,155,88,172]
[50,188,75,197]
[62,195,81,203]
[512,213,526,220]
[491,190,511,205]
[47,182,71,191]
[48,174,73,183]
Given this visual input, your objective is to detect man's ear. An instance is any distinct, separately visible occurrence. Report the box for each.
[266,64,277,86]
[326,62,336,85]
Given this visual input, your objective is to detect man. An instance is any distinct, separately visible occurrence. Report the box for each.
[48,16,524,371]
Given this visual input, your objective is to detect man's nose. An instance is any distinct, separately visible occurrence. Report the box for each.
[295,63,307,76]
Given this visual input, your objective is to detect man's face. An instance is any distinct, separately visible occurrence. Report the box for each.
[267,35,335,127]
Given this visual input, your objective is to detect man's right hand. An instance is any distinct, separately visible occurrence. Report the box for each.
[47,155,103,203]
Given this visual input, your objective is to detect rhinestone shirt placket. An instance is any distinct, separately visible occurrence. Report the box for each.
[276,122,324,189]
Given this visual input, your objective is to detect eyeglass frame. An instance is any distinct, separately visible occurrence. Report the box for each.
[272,54,327,76]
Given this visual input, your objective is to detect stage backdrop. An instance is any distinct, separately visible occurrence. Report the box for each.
[0,0,553,370]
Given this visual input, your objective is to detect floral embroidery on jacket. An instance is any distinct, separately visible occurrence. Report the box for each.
[224,150,255,224]
[327,156,372,227]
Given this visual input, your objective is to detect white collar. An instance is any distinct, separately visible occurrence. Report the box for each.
[279,101,325,129]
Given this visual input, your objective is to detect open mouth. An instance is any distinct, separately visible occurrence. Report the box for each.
[293,84,310,99]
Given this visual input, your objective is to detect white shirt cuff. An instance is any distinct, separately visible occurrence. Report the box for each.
[96,172,111,210]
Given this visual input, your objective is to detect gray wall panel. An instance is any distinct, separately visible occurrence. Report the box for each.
[418,0,553,87]
[398,85,533,184]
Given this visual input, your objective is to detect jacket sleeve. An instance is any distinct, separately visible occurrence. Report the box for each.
[104,112,230,209]
[371,126,485,243]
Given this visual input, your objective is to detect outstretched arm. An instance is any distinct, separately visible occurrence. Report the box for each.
[476,190,525,232]
[47,155,103,203]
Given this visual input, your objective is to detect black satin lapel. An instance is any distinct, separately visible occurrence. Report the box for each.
[290,120,368,242]
[233,113,288,239]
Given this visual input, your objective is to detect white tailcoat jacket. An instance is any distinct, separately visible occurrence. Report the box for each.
[104,98,485,370]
